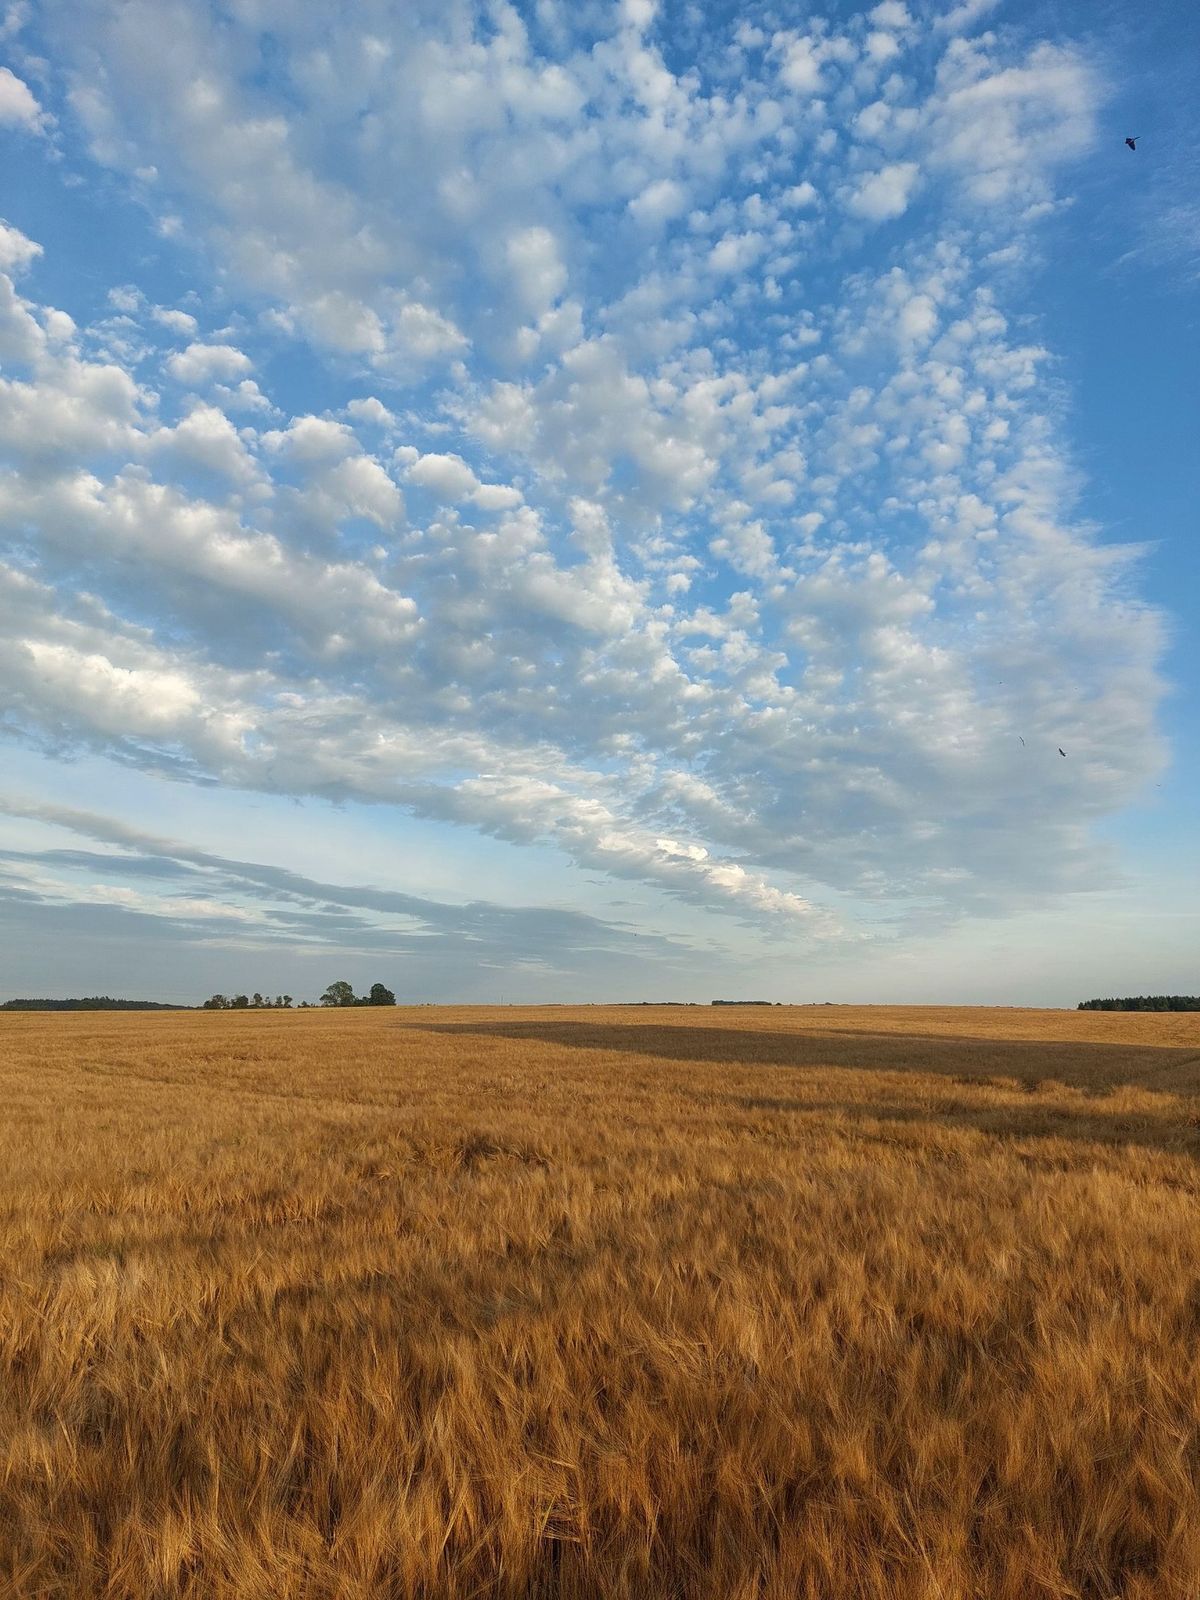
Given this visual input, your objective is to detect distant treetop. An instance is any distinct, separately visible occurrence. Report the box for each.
[201,982,397,1010]
[2,983,403,1014]
[321,980,397,1007]
[0,997,189,1011]
[1077,996,1200,1012]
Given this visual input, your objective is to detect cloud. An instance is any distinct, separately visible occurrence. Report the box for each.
[781,182,819,210]
[778,38,826,97]
[0,2,1167,954]
[146,402,260,484]
[869,2,912,27]
[0,798,688,990]
[345,396,395,428]
[926,40,1099,207]
[402,449,523,510]
[403,450,480,501]
[0,66,43,130]
[505,226,567,317]
[933,0,1000,35]
[628,177,689,229]
[388,299,468,363]
[165,342,253,385]
[845,161,920,222]
[0,219,42,273]
[263,414,355,463]
[150,305,198,336]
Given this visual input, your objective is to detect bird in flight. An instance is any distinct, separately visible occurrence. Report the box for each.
[1058,748,1067,758]
[1019,736,1025,746]
[1125,136,1140,151]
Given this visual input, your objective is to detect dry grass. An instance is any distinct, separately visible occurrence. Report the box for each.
[2,1003,1199,1599]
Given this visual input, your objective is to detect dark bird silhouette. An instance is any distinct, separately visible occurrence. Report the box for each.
[1019,736,1025,746]
[1058,747,1067,757]
[1125,136,1139,151]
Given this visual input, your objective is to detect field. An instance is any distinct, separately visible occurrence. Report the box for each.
[2,1004,1199,1599]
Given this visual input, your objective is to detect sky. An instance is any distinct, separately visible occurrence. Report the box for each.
[0,0,1196,1006]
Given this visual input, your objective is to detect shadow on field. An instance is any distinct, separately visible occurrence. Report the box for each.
[730,1095,1200,1164]
[416,1020,1200,1096]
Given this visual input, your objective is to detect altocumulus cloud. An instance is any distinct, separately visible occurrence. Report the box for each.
[0,0,1167,953]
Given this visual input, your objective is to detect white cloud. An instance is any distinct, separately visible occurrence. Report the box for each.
[214,378,276,415]
[263,414,355,461]
[295,454,405,531]
[303,291,385,355]
[435,775,828,926]
[151,305,198,336]
[0,66,42,130]
[870,2,912,27]
[0,354,143,461]
[778,37,825,96]
[406,451,476,499]
[404,450,522,510]
[0,219,41,273]
[390,299,468,362]
[628,177,689,228]
[781,182,819,210]
[865,31,902,64]
[926,41,1098,207]
[896,290,938,346]
[846,161,920,222]
[24,639,203,731]
[0,5,1169,953]
[934,0,1000,34]
[472,481,524,511]
[708,231,766,276]
[165,342,253,385]
[146,402,260,484]
[345,397,395,428]
[505,226,568,317]
[0,468,417,659]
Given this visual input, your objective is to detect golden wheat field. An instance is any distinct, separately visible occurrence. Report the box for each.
[2,1004,1200,1600]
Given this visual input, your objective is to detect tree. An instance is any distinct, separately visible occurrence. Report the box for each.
[1078,995,1200,1011]
[282,994,293,1008]
[232,994,249,1008]
[203,994,228,1010]
[321,980,357,1008]
[368,983,396,1006]
[252,992,264,1008]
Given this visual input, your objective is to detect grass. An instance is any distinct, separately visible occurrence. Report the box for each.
[2,1003,1199,1599]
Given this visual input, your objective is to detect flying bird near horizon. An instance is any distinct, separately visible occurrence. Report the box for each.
[1125,136,1139,151]
[1059,748,1067,758]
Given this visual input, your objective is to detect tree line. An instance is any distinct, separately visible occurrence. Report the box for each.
[202,981,396,1010]
[1077,995,1200,1011]
[0,997,185,1012]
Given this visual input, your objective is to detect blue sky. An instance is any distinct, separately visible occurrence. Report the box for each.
[0,0,1195,1005]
